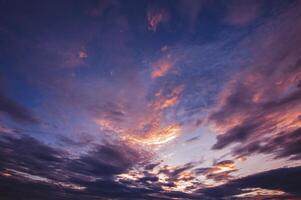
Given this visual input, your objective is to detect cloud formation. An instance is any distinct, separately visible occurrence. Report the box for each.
[147,4,169,32]
[209,1,301,160]
[0,92,38,123]
[201,166,301,199]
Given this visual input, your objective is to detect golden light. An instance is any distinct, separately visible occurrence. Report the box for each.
[125,125,181,145]
[151,62,172,78]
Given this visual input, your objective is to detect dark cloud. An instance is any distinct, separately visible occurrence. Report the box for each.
[1,133,300,199]
[67,142,145,178]
[0,176,85,200]
[0,134,66,180]
[232,128,301,160]
[0,134,171,199]
[212,123,259,149]
[0,93,38,123]
[0,133,147,180]
[144,162,161,171]
[200,166,301,199]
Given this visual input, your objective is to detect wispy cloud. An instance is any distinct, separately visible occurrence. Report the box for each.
[147,5,169,32]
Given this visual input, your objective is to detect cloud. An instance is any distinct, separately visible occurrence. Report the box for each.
[117,159,236,193]
[200,166,301,199]
[208,1,301,160]
[147,4,170,32]
[116,161,200,193]
[151,61,172,78]
[0,133,161,199]
[67,141,148,177]
[150,85,184,110]
[0,135,71,194]
[0,175,85,200]
[232,128,301,160]
[1,132,300,199]
[0,132,148,180]
[0,134,65,179]
[212,123,259,150]
[0,1,300,199]
[0,92,38,123]
[0,134,201,200]
[194,160,237,184]
[0,126,15,134]
[93,73,184,146]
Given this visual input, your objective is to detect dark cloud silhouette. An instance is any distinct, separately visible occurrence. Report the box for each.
[0,176,85,200]
[212,123,259,149]
[0,134,66,181]
[67,142,145,178]
[0,134,175,199]
[0,133,147,180]
[200,166,301,199]
[232,128,301,160]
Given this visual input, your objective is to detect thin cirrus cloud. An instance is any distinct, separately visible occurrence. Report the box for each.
[147,4,170,32]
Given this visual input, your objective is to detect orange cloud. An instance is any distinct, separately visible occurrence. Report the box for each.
[116,163,196,193]
[150,85,184,110]
[96,114,181,146]
[151,61,172,78]
[234,188,286,198]
[213,160,236,173]
[94,80,186,146]
[116,159,236,193]
[125,124,181,145]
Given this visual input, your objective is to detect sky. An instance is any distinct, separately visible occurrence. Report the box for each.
[0,0,301,199]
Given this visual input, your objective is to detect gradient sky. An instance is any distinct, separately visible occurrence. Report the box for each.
[0,0,301,199]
